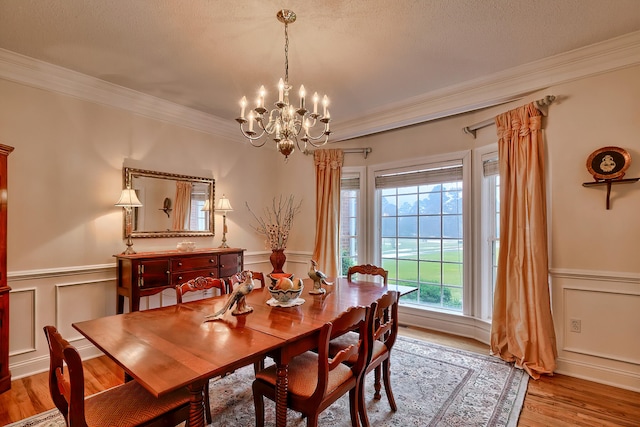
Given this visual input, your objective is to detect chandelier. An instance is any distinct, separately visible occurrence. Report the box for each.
[236,10,331,159]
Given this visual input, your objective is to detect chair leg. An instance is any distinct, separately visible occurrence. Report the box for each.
[349,387,362,427]
[305,413,320,427]
[204,381,212,424]
[253,359,265,375]
[358,377,370,427]
[252,384,265,427]
[382,359,397,411]
[373,366,382,400]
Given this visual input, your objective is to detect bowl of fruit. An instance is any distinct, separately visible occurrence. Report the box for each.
[267,273,304,303]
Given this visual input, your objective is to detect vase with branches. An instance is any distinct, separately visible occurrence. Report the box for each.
[247,195,302,273]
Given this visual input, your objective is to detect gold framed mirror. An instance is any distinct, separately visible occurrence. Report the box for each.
[123,167,215,238]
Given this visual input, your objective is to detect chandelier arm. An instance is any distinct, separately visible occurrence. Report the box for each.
[248,133,269,147]
[295,137,307,154]
[304,124,331,141]
[239,124,268,145]
[305,133,330,148]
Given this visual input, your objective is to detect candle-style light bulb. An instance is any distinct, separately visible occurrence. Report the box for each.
[312,92,319,114]
[258,85,266,108]
[278,79,284,103]
[322,95,329,116]
[248,111,254,132]
[299,85,306,109]
[240,96,247,119]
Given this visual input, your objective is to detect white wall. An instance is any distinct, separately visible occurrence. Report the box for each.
[2,61,639,391]
[334,65,640,391]
[0,77,317,377]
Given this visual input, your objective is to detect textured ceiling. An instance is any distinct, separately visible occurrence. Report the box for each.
[1,0,640,133]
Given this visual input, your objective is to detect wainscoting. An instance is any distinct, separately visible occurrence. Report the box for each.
[550,268,640,392]
[7,256,639,392]
[6,250,310,380]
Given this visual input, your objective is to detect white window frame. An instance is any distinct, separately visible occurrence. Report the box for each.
[339,166,367,274]
[368,150,472,315]
[473,144,499,321]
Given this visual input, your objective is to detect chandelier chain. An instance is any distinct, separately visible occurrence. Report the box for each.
[284,22,289,84]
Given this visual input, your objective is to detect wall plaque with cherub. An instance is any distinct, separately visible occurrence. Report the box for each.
[586,146,630,181]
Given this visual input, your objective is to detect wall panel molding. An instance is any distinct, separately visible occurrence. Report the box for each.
[55,278,115,341]
[8,288,36,356]
[550,267,640,284]
[9,263,115,281]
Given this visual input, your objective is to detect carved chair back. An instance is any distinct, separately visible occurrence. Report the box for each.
[347,264,388,285]
[175,276,227,303]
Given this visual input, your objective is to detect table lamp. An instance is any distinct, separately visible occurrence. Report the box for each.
[216,195,233,248]
[115,188,143,254]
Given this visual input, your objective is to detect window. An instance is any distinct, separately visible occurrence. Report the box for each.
[188,186,209,231]
[478,151,500,319]
[339,169,364,276]
[374,158,466,312]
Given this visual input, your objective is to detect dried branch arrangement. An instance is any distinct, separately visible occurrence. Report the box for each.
[246,195,302,250]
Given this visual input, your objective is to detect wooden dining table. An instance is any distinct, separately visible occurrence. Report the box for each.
[73,277,389,427]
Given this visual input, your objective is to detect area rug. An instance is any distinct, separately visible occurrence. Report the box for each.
[7,336,528,427]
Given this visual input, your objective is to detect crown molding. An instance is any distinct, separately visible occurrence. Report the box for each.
[1,30,639,142]
[0,48,239,141]
[331,30,640,141]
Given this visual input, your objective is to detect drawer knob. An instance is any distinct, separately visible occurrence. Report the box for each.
[178,262,183,267]
[178,276,182,281]
[209,259,215,263]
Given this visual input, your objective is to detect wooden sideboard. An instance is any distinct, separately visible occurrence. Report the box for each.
[114,248,245,314]
[0,144,14,394]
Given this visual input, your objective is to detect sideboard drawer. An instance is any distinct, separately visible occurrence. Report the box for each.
[171,269,218,284]
[171,255,218,272]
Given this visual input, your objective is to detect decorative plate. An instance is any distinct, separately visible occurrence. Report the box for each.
[586,146,631,181]
[266,297,305,308]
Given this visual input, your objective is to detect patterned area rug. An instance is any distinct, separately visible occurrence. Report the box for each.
[7,337,528,427]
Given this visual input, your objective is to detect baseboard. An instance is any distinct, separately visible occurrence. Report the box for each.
[555,357,640,393]
[398,304,491,345]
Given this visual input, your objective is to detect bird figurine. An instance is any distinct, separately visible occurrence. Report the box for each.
[204,271,254,321]
[308,259,333,294]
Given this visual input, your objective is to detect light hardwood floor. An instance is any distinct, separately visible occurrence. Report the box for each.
[1,326,638,426]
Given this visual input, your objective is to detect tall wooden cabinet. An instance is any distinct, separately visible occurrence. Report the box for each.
[114,248,244,313]
[0,144,14,394]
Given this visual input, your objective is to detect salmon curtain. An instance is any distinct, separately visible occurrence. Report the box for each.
[312,149,344,277]
[172,181,192,231]
[490,103,557,379]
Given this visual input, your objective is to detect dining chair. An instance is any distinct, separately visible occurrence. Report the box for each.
[175,276,227,424]
[252,304,376,427]
[228,270,266,289]
[43,325,190,427]
[329,290,400,426]
[175,275,227,303]
[347,264,388,285]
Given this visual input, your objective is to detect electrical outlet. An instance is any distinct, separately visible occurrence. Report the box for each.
[570,319,581,333]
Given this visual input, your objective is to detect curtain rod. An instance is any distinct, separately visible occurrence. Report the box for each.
[462,95,556,138]
[303,147,372,159]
